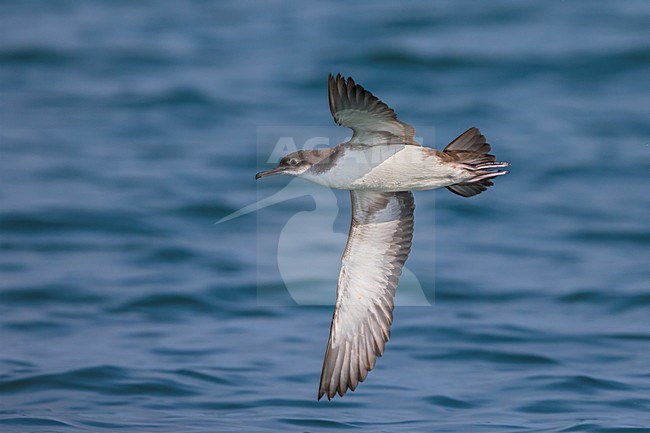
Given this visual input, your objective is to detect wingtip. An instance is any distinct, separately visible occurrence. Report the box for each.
[329,73,350,84]
[317,390,331,401]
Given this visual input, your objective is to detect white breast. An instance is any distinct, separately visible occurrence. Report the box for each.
[355,146,467,191]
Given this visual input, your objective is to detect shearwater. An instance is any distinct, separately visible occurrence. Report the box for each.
[256,74,510,400]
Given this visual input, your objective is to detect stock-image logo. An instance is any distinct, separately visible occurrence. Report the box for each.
[218,126,434,307]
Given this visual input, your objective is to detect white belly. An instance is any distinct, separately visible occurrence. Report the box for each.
[301,145,470,192]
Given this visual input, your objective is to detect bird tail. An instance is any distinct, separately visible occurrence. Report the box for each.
[443,127,510,198]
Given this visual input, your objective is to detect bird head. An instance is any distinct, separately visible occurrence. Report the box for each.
[256,150,318,180]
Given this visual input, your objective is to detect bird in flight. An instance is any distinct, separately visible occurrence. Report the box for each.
[256,74,509,400]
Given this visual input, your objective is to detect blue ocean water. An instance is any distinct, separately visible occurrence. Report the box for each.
[1,0,649,431]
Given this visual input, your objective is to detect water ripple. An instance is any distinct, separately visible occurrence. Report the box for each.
[0,366,198,397]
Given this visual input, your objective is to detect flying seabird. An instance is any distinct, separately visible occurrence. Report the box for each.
[256,74,510,400]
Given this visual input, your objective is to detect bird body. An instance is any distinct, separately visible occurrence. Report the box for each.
[300,144,477,191]
[256,74,510,400]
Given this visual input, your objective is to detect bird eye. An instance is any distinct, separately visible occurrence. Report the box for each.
[289,158,299,166]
